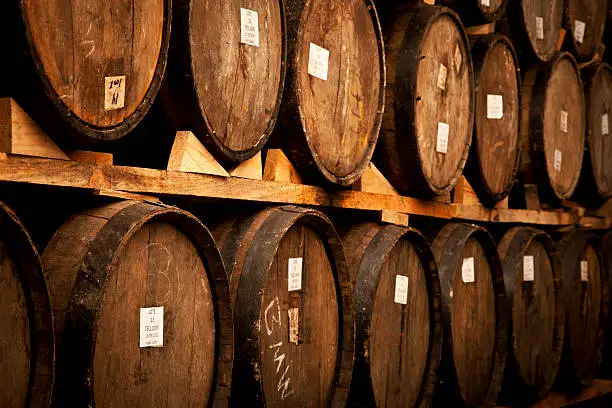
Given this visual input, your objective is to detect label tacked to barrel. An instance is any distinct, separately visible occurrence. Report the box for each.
[574,20,586,44]
[462,257,475,283]
[603,113,609,136]
[581,260,589,282]
[288,308,299,344]
[394,275,409,305]
[560,110,568,133]
[140,306,163,348]
[487,94,504,119]
[104,76,126,111]
[437,64,448,90]
[288,258,303,292]
[536,17,544,40]
[240,8,259,47]
[436,122,449,154]
[554,149,562,172]
[481,0,490,7]
[308,43,329,81]
[523,255,535,282]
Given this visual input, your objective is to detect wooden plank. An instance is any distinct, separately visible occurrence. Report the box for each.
[465,23,496,36]
[380,210,409,227]
[94,189,160,203]
[68,150,113,165]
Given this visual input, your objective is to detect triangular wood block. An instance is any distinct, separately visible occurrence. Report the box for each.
[423,0,435,4]
[0,98,69,160]
[466,23,496,36]
[494,196,509,209]
[229,152,263,180]
[352,163,399,196]
[263,149,304,184]
[595,198,612,218]
[453,176,483,206]
[167,131,229,177]
[556,29,566,51]
[523,184,541,210]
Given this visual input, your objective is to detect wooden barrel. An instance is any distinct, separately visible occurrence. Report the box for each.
[437,0,508,25]
[506,0,563,62]
[519,52,585,202]
[431,223,507,407]
[556,232,609,389]
[375,4,474,197]
[42,201,233,407]
[464,34,520,206]
[213,206,354,407]
[563,0,608,61]
[577,63,612,202]
[0,201,54,408]
[341,223,442,408]
[1,0,171,146]
[497,227,564,404]
[277,0,385,187]
[163,0,286,164]
[600,230,612,378]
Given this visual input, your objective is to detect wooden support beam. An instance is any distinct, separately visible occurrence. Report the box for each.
[352,163,400,196]
[262,149,304,184]
[465,23,496,36]
[94,189,160,203]
[228,152,263,180]
[167,131,230,177]
[68,150,114,166]
[0,98,69,160]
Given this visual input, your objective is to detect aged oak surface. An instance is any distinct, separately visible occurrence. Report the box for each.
[165,0,285,164]
[437,0,507,25]
[375,4,474,197]
[213,206,354,407]
[42,201,233,407]
[563,0,608,61]
[497,228,564,405]
[0,201,53,408]
[278,0,385,186]
[431,223,507,407]
[341,224,442,408]
[465,34,520,206]
[9,0,170,144]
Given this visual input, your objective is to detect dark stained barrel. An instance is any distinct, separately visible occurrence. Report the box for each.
[213,206,354,407]
[519,52,585,202]
[375,4,474,197]
[431,223,507,407]
[577,63,612,202]
[1,0,171,146]
[563,0,608,61]
[497,227,564,405]
[600,230,612,378]
[277,0,385,187]
[465,34,520,206]
[0,201,54,408]
[164,0,286,164]
[506,0,563,62]
[437,0,508,25]
[555,232,609,389]
[341,223,442,408]
[42,201,233,407]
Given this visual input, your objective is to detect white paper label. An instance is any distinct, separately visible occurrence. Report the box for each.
[436,122,449,154]
[487,94,504,119]
[581,260,589,282]
[462,257,475,283]
[554,149,562,172]
[560,110,568,133]
[288,308,299,344]
[523,256,535,282]
[140,306,164,348]
[288,258,303,291]
[536,17,544,40]
[308,43,329,81]
[240,8,260,47]
[104,76,126,111]
[602,113,609,136]
[453,44,463,73]
[394,275,409,305]
[481,0,490,6]
[437,64,448,90]
[574,20,586,43]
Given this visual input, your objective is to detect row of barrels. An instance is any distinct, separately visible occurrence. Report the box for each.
[2,198,610,407]
[0,1,610,204]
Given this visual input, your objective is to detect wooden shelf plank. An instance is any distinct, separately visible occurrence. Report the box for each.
[0,154,606,227]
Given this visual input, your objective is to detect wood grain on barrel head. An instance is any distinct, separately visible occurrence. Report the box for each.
[472,36,520,201]
[93,222,216,407]
[260,224,339,408]
[293,0,383,183]
[438,0,506,24]
[22,0,164,127]
[542,55,585,198]
[451,236,496,406]
[0,242,30,408]
[188,0,283,157]
[567,243,603,381]
[369,239,430,408]
[519,0,563,61]
[565,0,608,60]
[512,240,556,388]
